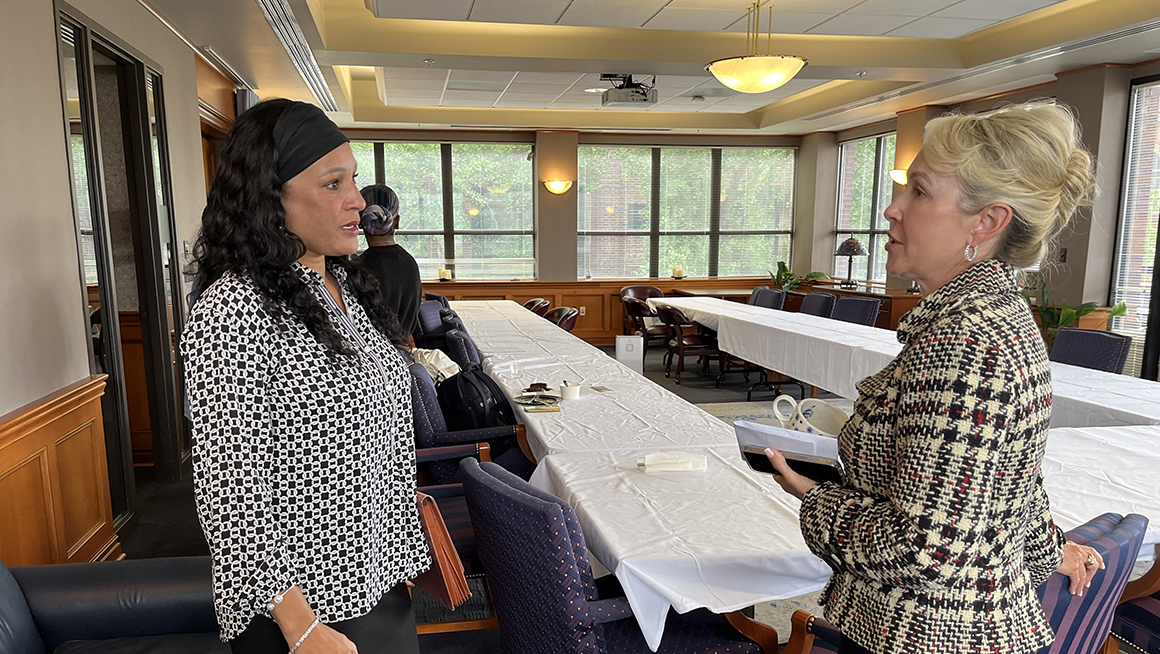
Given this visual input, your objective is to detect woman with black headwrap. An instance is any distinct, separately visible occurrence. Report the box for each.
[183,99,428,654]
[356,185,423,338]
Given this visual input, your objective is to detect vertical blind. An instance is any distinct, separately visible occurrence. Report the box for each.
[1110,80,1160,378]
[833,133,895,284]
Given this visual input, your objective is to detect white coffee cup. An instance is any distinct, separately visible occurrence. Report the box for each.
[772,395,848,438]
[561,382,581,401]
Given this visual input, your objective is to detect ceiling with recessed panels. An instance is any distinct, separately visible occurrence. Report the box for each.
[146,0,1160,134]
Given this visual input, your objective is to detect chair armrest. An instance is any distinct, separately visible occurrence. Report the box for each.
[1120,544,1160,602]
[779,610,818,654]
[429,425,517,447]
[416,483,464,501]
[725,611,781,654]
[586,597,634,624]
[10,557,218,650]
[416,442,492,464]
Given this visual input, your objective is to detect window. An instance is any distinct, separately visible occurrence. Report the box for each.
[577,145,796,279]
[1110,80,1160,378]
[834,133,895,285]
[353,141,534,280]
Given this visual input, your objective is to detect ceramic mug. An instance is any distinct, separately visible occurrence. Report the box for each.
[561,382,581,401]
[772,395,848,438]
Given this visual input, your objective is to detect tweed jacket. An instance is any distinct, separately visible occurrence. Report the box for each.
[800,260,1066,654]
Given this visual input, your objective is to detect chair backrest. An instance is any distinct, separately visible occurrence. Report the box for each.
[799,292,836,318]
[620,285,663,301]
[544,307,579,332]
[622,296,656,322]
[445,329,481,368]
[441,309,468,336]
[1049,328,1132,374]
[831,296,881,326]
[523,298,550,315]
[747,285,770,305]
[1038,513,1148,654]
[425,292,451,310]
[413,299,448,344]
[753,288,785,310]
[655,305,693,329]
[460,458,602,654]
[0,559,44,654]
[408,362,449,445]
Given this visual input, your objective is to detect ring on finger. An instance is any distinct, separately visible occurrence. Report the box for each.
[1085,553,1098,567]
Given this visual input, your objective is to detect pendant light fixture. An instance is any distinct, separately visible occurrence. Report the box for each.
[706,2,807,94]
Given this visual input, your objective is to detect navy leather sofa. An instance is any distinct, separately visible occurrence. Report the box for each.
[1,555,228,654]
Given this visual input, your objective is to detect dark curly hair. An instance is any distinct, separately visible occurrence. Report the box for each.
[190,98,406,355]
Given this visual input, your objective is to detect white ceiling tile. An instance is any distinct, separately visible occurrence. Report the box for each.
[378,78,447,91]
[448,69,516,82]
[932,0,1062,21]
[377,67,450,81]
[724,11,833,33]
[652,75,713,89]
[500,91,565,102]
[806,13,917,35]
[550,101,602,109]
[368,0,472,20]
[557,0,669,28]
[885,16,995,38]
[385,94,444,104]
[440,97,495,107]
[505,82,575,94]
[442,90,502,102]
[845,0,958,17]
[643,7,749,31]
[469,0,572,24]
[511,72,586,85]
[764,0,864,11]
[666,0,748,8]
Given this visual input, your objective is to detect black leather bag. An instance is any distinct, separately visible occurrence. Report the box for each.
[436,366,515,430]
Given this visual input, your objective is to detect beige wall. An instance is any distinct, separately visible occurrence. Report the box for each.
[534,131,579,281]
[0,0,92,415]
[793,132,839,277]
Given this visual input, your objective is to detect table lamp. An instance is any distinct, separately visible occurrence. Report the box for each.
[834,238,868,289]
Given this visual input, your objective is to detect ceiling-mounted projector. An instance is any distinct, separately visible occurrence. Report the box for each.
[600,73,657,107]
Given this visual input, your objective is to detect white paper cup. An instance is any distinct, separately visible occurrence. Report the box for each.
[561,383,581,400]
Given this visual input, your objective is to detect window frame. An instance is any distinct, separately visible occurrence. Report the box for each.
[833,132,896,286]
[576,144,797,279]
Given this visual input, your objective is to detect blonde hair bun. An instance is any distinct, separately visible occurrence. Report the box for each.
[922,101,1097,269]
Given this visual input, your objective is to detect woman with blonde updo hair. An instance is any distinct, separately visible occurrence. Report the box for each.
[764,101,1103,654]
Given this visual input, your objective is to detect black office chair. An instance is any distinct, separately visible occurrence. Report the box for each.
[752,288,786,310]
[799,292,836,318]
[831,296,881,326]
[746,286,770,305]
[1049,327,1132,374]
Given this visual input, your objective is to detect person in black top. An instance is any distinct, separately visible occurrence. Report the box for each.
[357,184,423,338]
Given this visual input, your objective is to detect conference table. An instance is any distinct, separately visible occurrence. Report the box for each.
[647,296,1160,429]
[449,300,1160,651]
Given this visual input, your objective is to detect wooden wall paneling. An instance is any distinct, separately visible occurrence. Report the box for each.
[560,294,605,335]
[0,452,56,566]
[118,312,152,466]
[195,56,235,130]
[0,376,120,566]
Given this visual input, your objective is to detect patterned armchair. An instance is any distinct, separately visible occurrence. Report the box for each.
[414,299,451,349]
[1111,544,1160,653]
[408,362,535,484]
[458,458,779,654]
[783,513,1150,654]
[445,329,481,369]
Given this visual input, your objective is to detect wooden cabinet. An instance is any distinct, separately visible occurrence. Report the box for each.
[0,376,122,566]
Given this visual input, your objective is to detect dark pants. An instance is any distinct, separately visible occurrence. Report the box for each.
[230,584,419,654]
[840,635,874,654]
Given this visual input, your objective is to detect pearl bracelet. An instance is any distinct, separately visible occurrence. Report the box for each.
[267,586,295,614]
[288,617,320,654]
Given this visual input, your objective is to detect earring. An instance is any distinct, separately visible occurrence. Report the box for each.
[964,243,978,262]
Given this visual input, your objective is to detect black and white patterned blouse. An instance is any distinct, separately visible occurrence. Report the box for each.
[800,260,1065,654]
[183,262,430,641]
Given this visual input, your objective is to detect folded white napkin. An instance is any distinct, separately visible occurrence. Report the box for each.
[636,451,707,472]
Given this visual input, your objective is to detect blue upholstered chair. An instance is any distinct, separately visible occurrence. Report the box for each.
[523,298,551,316]
[458,458,780,654]
[1112,549,1160,654]
[425,291,451,310]
[445,329,481,369]
[753,288,786,310]
[414,298,451,349]
[784,513,1149,654]
[747,286,770,305]
[1049,328,1133,374]
[830,296,881,326]
[798,292,836,318]
[408,362,535,484]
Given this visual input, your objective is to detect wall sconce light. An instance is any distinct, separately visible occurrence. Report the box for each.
[544,180,573,194]
[888,169,908,185]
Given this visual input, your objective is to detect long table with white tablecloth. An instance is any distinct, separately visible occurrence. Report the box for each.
[448,299,1160,652]
[647,296,1160,428]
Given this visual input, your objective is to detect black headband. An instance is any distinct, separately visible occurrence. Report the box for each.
[272,102,349,184]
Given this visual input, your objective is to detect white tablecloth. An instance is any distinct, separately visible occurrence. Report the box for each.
[529,446,831,652]
[1043,425,1160,559]
[651,296,1160,428]
[450,301,736,460]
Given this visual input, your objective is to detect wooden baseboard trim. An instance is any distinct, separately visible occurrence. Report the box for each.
[415,616,499,634]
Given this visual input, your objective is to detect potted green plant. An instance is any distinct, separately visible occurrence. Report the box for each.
[1022,278,1127,349]
[769,261,827,291]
